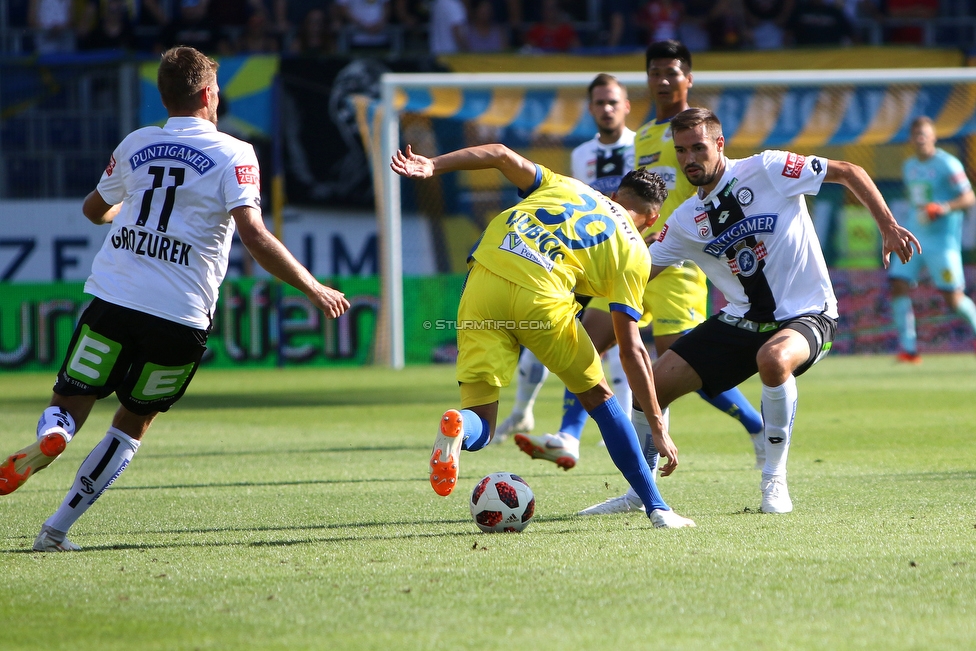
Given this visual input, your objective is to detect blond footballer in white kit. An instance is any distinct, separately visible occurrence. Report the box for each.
[0,47,349,552]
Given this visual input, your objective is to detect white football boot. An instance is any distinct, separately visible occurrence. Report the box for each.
[490,410,534,445]
[649,509,697,528]
[760,474,793,513]
[33,526,81,552]
[429,410,464,496]
[514,432,579,470]
[578,492,645,516]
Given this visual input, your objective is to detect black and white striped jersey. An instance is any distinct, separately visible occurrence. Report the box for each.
[87,117,262,329]
[650,150,838,323]
[570,128,635,197]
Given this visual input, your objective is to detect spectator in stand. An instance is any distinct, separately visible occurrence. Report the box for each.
[466,0,509,52]
[429,0,468,54]
[28,0,81,53]
[885,0,939,44]
[638,0,681,44]
[678,0,715,50]
[78,0,135,51]
[131,0,171,50]
[707,0,750,49]
[393,0,428,49]
[524,0,580,52]
[289,7,337,55]
[234,6,282,53]
[157,0,227,54]
[744,0,793,49]
[786,0,853,46]
[334,0,392,49]
[601,0,639,48]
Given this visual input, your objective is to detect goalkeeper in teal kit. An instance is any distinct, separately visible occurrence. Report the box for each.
[889,116,976,363]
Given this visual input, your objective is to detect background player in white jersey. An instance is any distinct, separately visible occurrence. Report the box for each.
[650,108,920,513]
[889,116,976,364]
[0,47,350,551]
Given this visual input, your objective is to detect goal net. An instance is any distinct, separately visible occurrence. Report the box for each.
[360,69,976,367]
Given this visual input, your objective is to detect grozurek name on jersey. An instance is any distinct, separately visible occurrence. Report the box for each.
[111,226,192,266]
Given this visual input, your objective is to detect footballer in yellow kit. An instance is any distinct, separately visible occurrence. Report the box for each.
[458,164,650,408]
[585,117,706,331]
[632,117,709,335]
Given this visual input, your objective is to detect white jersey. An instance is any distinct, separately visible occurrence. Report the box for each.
[570,128,635,196]
[87,117,262,329]
[651,150,838,323]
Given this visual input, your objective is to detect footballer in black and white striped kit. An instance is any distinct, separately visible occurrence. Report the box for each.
[0,47,349,551]
[649,108,920,515]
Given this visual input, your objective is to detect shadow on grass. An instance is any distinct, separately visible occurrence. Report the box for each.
[142,444,429,459]
[174,387,459,410]
[0,386,460,413]
[2,514,581,553]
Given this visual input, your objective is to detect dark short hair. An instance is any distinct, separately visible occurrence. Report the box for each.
[619,168,668,208]
[157,46,218,113]
[910,115,934,131]
[645,40,692,71]
[670,107,723,139]
[587,73,625,100]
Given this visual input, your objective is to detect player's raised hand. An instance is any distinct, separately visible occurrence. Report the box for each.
[391,145,434,179]
[880,223,922,268]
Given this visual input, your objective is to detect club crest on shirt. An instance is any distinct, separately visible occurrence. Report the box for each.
[727,241,767,276]
[735,187,754,206]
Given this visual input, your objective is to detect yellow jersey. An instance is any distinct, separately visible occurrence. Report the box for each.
[634,117,696,223]
[471,165,649,321]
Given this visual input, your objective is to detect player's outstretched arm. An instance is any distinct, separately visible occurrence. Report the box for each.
[610,310,678,476]
[82,190,122,225]
[231,206,350,319]
[825,159,921,268]
[391,143,538,192]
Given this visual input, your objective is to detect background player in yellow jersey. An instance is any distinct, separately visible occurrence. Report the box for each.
[500,43,764,507]
[391,143,695,528]
[574,40,765,515]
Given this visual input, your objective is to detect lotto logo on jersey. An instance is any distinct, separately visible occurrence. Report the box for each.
[105,155,116,177]
[235,165,260,188]
[782,153,806,179]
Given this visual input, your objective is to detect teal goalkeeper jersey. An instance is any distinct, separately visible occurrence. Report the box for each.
[902,148,972,251]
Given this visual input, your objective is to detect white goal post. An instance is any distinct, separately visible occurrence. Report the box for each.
[376,68,976,369]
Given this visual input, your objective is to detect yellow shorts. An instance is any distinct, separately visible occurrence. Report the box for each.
[587,261,707,335]
[456,264,604,408]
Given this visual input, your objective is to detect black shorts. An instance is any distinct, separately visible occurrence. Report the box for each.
[54,297,209,415]
[669,312,837,398]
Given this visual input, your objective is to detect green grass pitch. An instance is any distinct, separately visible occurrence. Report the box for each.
[1,355,975,650]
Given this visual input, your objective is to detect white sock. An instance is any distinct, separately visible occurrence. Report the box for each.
[622,408,670,505]
[606,345,633,421]
[761,376,797,477]
[45,428,140,534]
[37,406,76,442]
[514,348,549,413]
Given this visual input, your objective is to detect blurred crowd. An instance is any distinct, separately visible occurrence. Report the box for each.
[2,0,972,57]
